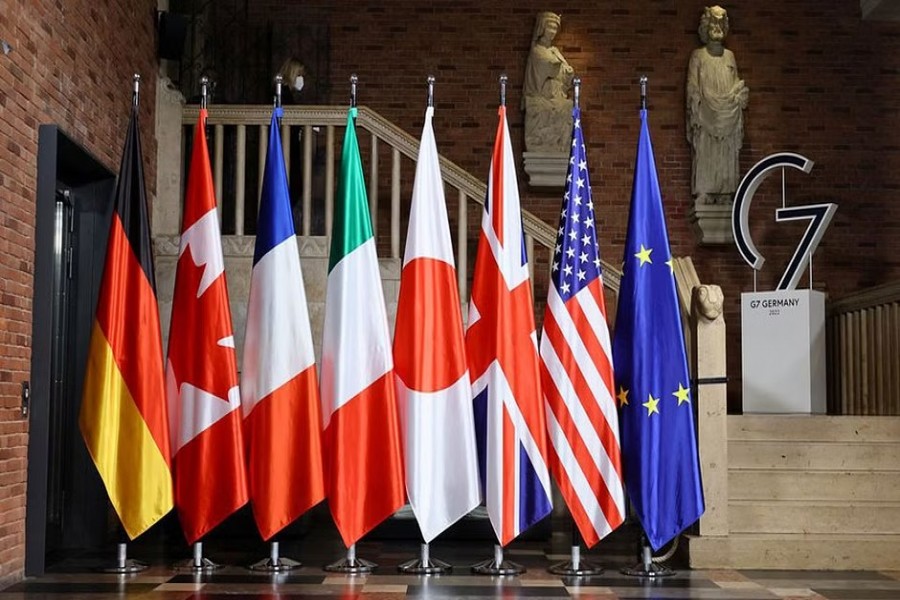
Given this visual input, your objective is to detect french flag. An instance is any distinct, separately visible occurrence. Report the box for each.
[240,108,325,541]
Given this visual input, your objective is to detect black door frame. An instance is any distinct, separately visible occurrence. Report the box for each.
[25,126,115,576]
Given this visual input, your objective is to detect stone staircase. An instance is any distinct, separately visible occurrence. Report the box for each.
[689,414,900,570]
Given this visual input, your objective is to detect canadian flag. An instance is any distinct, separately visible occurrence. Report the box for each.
[166,109,248,544]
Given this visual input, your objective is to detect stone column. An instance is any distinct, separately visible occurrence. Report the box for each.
[691,284,728,536]
[154,76,185,236]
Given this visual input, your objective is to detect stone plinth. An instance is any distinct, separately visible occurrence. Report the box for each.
[689,202,733,245]
[522,151,568,189]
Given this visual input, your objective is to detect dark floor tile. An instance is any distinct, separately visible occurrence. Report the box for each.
[185,595,360,599]
[562,576,716,589]
[406,585,569,597]
[167,574,324,584]
[1,581,159,594]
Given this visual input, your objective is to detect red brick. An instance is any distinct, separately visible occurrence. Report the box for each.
[0,0,158,582]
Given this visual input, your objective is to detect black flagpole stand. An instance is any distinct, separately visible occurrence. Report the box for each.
[248,540,302,572]
[620,533,675,578]
[548,521,602,576]
[175,541,221,572]
[324,543,376,574]
[398,542,451,575]
[472,543,525,576]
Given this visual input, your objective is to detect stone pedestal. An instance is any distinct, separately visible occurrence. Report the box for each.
[522,151,568,189]
[741,290,827,414]
[689,202,733,245]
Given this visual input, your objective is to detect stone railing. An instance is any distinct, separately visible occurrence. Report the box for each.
[172,103,622,301]
[827,281,900,415]
[673,257,729,539]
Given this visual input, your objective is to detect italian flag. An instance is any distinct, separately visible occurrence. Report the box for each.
[320,107,406,547]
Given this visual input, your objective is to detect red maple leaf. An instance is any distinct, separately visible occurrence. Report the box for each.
[167,246,239,402]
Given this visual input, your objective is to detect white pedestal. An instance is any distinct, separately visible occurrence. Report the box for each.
[741,290,826,413]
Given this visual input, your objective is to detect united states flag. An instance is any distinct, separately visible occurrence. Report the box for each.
[539,106,626,548]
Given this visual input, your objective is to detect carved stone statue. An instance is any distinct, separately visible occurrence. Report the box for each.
[686,6,749,206]
[692,284,724,322]
[522,12,574,153]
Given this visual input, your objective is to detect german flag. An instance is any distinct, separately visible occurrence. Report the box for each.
[79,105,173,539]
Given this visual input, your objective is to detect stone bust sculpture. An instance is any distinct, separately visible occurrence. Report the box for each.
[686,6,749,206]
[692,284,724,321]
[522,12,574,153]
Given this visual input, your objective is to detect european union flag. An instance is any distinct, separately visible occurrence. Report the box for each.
[612,108,705,551]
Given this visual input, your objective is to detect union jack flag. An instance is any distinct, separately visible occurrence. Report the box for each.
[539,106,625,548]
[466,105,553,546]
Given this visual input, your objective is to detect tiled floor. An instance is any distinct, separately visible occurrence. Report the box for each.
[4,518,899,599]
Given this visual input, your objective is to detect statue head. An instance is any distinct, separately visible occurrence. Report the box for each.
[531,12,562,46]
[698,6,729,45]
[692,284,725,321]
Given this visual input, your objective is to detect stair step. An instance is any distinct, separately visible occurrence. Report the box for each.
[728,414,900,442]
[729,440,900,470]
[729,500,900,535]
[687,532,900,570]
[730,469,900,502]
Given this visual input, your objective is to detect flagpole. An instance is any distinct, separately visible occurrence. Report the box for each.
[618,77,677,580]
[396,76,450,578]
[548,519,603,576]
[244,74,304,573]
[322,75,385,576]
[396,76,451,576]
[98,75,149,576]
[543,78,603,578]
[99,529,147,574]
[640,74,647,110]
[174,541,221,572]
[470,73,527,578]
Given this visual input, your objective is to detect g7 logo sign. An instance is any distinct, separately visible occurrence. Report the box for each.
[732,152,837,291]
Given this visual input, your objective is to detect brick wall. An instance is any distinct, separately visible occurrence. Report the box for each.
[225,0,900,410]
[0,0,157,583]
[2,0,898,578]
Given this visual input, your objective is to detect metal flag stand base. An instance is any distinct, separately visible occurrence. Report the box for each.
[548,544,602,577]
[324,544,376,574]
[99,543,148,574]
[472,544,525,576]
[620,540,675,578]
[398,543,451,575]
[248,541,302,572]
[175,542,221,573]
